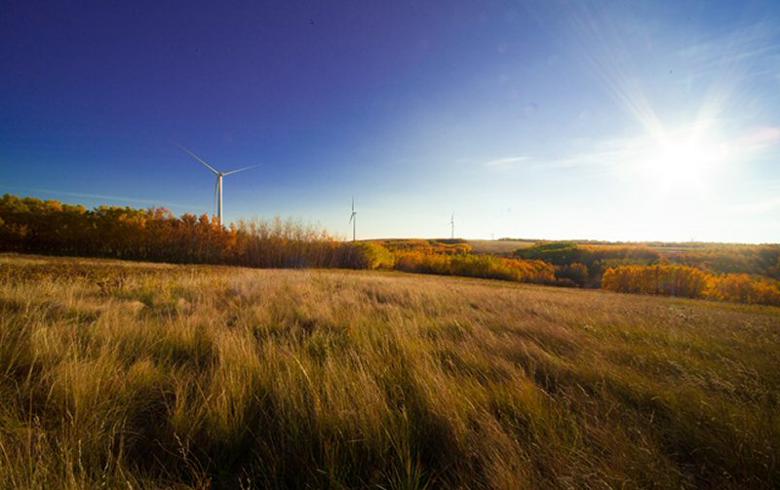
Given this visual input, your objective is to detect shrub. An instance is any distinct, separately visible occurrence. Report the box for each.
[343,242,394,270]
[378,239,473,255]
[516,242,660,286]
[515,242,582,265]
[393,252,554,284]
[705,273,780,305]
[603,264,780,306]
[602,265,709,298]
[555,262,589,287]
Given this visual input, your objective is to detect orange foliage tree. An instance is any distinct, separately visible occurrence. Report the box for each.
[0,194,346,268]
[394,251,555,284]
[602,264,780,306]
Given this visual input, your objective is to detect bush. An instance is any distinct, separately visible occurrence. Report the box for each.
[515,242,582,265]
[555,262,589,287]
[705,273,780,305]
[342,242,394,270]
[516,242,660,287]
[603,264,780,306]
[393,251,555,284]
[602,265,708,298]
[378,239,472,255]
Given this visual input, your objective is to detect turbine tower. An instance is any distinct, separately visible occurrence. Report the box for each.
[178,146,259,226]
[450,212,455,239]
[349,197,357,241]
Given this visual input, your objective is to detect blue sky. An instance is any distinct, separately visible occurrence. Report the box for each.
[2,0,779,242]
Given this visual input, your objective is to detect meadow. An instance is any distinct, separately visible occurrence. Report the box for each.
[0,254,778,488]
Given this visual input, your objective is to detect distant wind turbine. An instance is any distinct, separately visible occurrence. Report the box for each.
[450,212,455,239]
[178,145,259,226]
[349,197,357,241]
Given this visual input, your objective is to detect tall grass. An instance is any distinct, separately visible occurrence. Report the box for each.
[0,254,778,488]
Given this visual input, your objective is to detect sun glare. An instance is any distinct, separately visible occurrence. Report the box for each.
[636,125,729,191]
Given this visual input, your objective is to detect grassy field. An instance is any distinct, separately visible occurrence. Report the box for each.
[0,254,778,489]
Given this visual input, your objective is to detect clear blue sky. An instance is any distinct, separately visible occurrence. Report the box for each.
[2,0,779,242]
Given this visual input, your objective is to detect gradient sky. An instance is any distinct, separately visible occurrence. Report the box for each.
[2,0,779,242]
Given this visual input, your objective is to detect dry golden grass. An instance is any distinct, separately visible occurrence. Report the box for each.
[0,254,778,488]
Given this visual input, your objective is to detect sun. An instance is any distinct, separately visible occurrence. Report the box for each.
[636,125,729,191]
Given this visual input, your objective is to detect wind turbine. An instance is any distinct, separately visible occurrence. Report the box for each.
[450,212,455,239]
[349,197,357,241]
[178,146,259,226]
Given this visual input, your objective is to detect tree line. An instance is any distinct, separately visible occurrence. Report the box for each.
[0,194,356,268]
[0,195,562,286]
[515,241,780,287]
[2,194,779,306]
[602,264,780,306]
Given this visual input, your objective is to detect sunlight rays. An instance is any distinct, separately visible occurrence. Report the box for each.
[549,3,780,221]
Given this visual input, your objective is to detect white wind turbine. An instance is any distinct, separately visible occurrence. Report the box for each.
[349,197,357,241]
[450,212,455,239]
[178,146,259,226]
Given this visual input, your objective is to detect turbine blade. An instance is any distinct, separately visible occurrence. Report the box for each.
[223,164,261,176]
[178,145,220,175]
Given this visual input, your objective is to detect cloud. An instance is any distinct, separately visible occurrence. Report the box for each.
[737,127,780,151]
[483,124,780,176]
[482,137,638,172]
[0,184,205,211]
[527,135,644,171]
[482,156,531,168]
[533,124,780,173]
